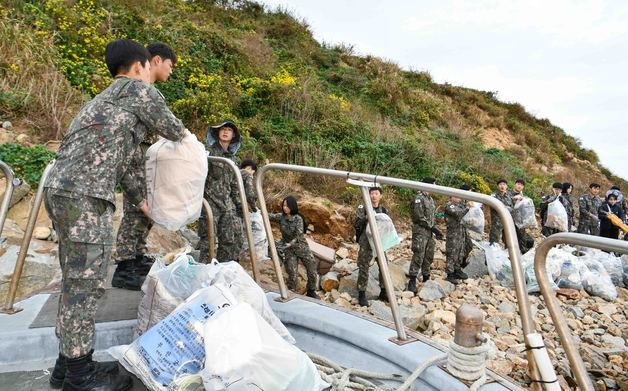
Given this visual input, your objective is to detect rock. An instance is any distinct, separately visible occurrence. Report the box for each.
[579,344,608,370]
[336,247,349,259]
[33,226,51,240]
[429,309,456,325]
[337,268,379,299]
[369,301,427,330]
[434,278,455,294]
[401,291,415,299]
[601,334,625,349]
[369,262,407,292]
[330,289,340,301]
[487,359,514,374]
[596,303,617,316]
[566,305,585,318]
[339,292,352,302]
[555,288,580,300]
[321,271,340,292]
[0,178,31,208]
[334,297,352,308]
[582,315,594,325]
[2,121,12,130]
[15,133,30,145]
[332,258,356,276]
[463,247,489,278]
[497,301,515,313]
[419,280,446,301]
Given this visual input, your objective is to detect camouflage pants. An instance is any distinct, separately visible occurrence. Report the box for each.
[517,227,534,254]
[541,226,560,237]
[577,220,600,236]
[357,234,384,291]
[114,196,152,261]
[44,189,114,358]
[285,240,318,291]
[197,202,243,263]
[489,218,504,245]
[446,229,473,274]
[409,227,434,278]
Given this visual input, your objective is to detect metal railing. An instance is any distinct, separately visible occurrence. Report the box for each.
[534,233,628,391]
[255,163,541,381]
[0,160,20,242]
[201,199,215,260]
[1,160,55,314]
[207,156,259,282]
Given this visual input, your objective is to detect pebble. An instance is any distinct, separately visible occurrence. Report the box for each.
[2,120,12,130]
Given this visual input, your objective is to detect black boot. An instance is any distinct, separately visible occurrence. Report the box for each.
[378,288,389,302]
[446,273,459,285]
[453,269,468,280]
[422,274,430,282]
[50,350,119,389]
[407,277,417,295]
[133,254,155,275]
[63,353,131,391]
[111,260,145,291]
[358,291,368,307]
[306,289,319,299]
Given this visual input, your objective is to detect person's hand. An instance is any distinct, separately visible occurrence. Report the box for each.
[139,200,150,218]
[513,195,523,201]
[466,201,474,208]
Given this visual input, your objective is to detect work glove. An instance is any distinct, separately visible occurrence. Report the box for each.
[431,227,444,240]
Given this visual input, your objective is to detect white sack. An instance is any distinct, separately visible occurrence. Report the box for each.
[462,203,485,234]
[544,199,568,232]
[514,197,537,229]
[146,132,208,231]
[242,210,269,261]
[365,213,400,251]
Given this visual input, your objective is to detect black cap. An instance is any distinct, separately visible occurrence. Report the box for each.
[497,178,507,185]
[552,182,563,189]
[210,119,239,134]
[421,177,435,184]
[610,185,620,191]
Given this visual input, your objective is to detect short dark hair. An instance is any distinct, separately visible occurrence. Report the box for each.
[515,179,525,186]
[562,182,573,193]
[240,159,257,171]
[497,179,507,185]
[146,42,177,65]
[105,39,151,77]
[610,185,620,191]
[607,193,618,201]
[589,183,600,189]
[369,187,382,195]
[421,177,435,184]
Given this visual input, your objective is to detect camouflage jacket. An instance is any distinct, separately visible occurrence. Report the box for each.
[204,142,241,211]
[45,77,187,206]
[562,193,575,221]
[445,200,469,234]
[411,191,435,231]
[490,191,514,219]
[354,204,388,241]
[269,213,306,246]
[240,169,257,212]
[578,193,602,222]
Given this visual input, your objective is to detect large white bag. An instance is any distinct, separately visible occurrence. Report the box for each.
[201,303,326,391]
[242,210,269,261]
[462,202,485,234]
[111,285,237,391]
[365,213,400,251]
[145,132,208,231]
[544,199,568,232]
[514,197,537,229]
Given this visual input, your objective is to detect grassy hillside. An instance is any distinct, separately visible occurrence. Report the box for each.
[1,0,625,207]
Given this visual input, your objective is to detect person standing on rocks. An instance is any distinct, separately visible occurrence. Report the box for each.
[407,177,442,294]
[444,186,473,284]
[269,196,318,298]
[561,182,575,231]
[355,187,389,306]
[599,193,625,239]
[112,42,179,290]
[44,39,188,391]
[540,182,564,236]
[489,179,514,246]
[578,183,602,236]
[510,179,534,253]
[197,119,244,263]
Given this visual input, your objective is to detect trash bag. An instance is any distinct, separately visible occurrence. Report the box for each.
[590,249,624,288]
[481,241,514,288]
[145,132,208,231]
[204,260,295,344]
[623,254,628,288]
[111,285,237,391]
[514,197,537,229]
[242,210,269,261]
[544,199,568,232]
[557,259,584,290]
[462,203,485,234]
[201,303,326,391]
[522,248,559,294]
[365,213,400,251]
[581,258,618,301]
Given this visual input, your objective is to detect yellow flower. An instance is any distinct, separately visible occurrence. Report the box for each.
[271,68,296,85]
[9,63,19,72]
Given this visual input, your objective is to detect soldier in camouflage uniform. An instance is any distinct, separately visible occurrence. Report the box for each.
[578,183,602,235]
[44,39,187,390]
[112,42,178,290]
[197,119,243,263]
[354,187,389,307]
[540,182,564,236]
[408,177,442,294]
[269,196,318,298]
[561,182,575,231]
[444,189,474,284]
[510,179,535,253]
[489,179,514,245]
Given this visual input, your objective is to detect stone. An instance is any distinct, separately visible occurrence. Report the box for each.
[369,301,427,330]
[330,289,340,301]
[419,280,446,301]
[0,178,31,208]
[32,226,51,240]
[401,291,415,299]
[579,344,608,370]
[566,305,585,319]
[463,247,489,278]
[2,121,12,130]
[429,309,456,325]
[336,247,349,259]
[369,262,407,292]
[596,303,617,316]
[487,359,514,374]
[15,133,30,145]
[582,315,594,325]
[601,334,625,349]
[334,297,352,308]
[332,258,357,276]
[434,278,455,294]
[497,301,515,313]
[339,292,352,302]
[337,268,379,299]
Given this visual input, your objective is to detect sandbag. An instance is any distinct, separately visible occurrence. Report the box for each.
[581,258,618,301]
[462,203,485,234]
[514,197,537,229]
[201,303,326,391]
[544,199,568,232]
[111,285,237,391]
[145,132,208,231]
[365,213,400,251]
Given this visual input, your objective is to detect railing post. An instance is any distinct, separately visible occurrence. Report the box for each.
[0,160,20,241]
[534,233,628,391]
[1,160,55,314]
[201,199,215,261]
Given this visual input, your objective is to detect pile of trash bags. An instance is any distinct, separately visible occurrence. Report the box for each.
[479,241,624,301]
[110,250,326,391]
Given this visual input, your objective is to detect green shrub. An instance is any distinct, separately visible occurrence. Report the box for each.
[0,143,56,187]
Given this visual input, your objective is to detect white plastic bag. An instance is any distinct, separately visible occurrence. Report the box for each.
[365,213,400,251]
[480,241,513,288]
[544,199,568,232]
[462,203,485,234]
[112,285,237,391]
[201,303,326,391]
[584,249,624,288]
[514,197,537,229]
[205,260,295,344]
[145,132,208,231]
[581,258,618,301]
[242,210,269,261]
[558,259,584,290]
[522,248,559,293]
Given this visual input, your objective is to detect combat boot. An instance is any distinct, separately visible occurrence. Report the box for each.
[63,353,132,391]
[446,273,459,285]
[378,288,389,303]
[453,269,468,280]
[50,350,119,389]
[422,274,430,282]
[358,291,368,307]
[111,261,145,291]
[133,254,155,275]
[306,289,319,299]
[407,278,417,295]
